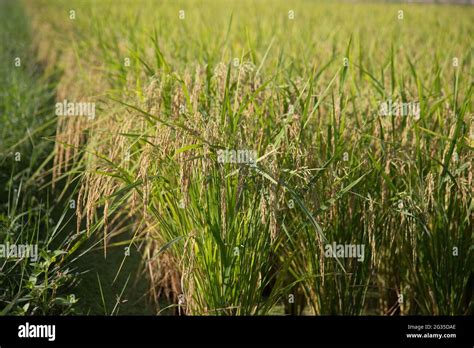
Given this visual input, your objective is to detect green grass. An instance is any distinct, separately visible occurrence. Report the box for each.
[0,0,85,315]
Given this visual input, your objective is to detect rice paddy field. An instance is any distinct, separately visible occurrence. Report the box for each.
[0,0,472,316]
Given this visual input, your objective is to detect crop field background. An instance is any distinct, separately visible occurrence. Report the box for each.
[0,0,472,316]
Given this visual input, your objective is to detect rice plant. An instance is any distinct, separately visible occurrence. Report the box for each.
[2,0,472,316]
